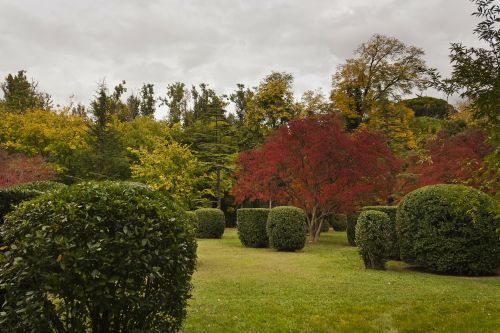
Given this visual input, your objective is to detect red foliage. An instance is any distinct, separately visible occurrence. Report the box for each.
[232,114,400,241]
[0,150,55,188]
[413,128,492,189]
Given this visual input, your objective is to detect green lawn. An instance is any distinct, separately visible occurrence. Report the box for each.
[182,229,499,333]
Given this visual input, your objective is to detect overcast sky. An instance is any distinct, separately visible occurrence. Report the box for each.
[0,0,480,116]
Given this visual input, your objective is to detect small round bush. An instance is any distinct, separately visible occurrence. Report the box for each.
[0,181,66,223]
[0,181,197,332]
[266,206,306,251]
[195,208,225,238]
[346,213,359,246]
[237,208,270,248]
[320,218,330,232]
[397,184,500,275]
[356,210,390,270]
[329,213,347,231]
[361,206,399,260]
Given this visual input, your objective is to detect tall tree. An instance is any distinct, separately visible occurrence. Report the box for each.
[232,114,400,242]
[229,83,254,125]
[331,34,428,130]
[402,96,455,119]
[139,83,156,117]
[0,70,52,112]
[161,82,190,125]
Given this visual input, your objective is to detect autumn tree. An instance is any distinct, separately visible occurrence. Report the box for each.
[331,34,428,130]
[0,150,55,188]
[0,70,52,113]
[232,114,400,242]
[296,89,333,117]
[412,128,493,192]
[367,99,416,155]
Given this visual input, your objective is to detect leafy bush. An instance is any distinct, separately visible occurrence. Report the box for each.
[266,206,306,251]
[397,184,500,275]
[0,180,66,223]
[320,219,330,232]
[356,210,390,269]
[195,208,225,238]
[361,206,399,260]
[185,211,198,231]
[329,213,347,231]
[346,213,359,246]
[0,181,197,332]
[237,208,270,248]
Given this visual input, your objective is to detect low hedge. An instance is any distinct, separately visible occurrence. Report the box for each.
[0,181,66,223]
[346,213,359,246]
[266,206,306,251]
[356,210,390,270]
[397,184,500,275]
[329,213,347,231]
[0,181,197,332]
[237,208,270,248]
[195,208,225,239]
[361,206,399,260]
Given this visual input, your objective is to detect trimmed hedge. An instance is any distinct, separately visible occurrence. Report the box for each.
[0,181,197,332]
[195,208,225,239]
[266,206,306,251]
[329,213,347,231]
[361,206,399,260]
[185,211,198,231]
[356,210,390,270]
[0,181,66,223]
[397,184,500,275]
[346,214,359,246]
[237,208,270,248]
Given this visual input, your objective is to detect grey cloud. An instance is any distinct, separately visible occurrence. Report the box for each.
[0,0,479,108]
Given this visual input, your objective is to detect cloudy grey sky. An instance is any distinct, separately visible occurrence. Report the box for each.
[0,0,480,115]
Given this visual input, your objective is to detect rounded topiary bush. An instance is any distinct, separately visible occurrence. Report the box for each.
[237,208,270,248]
[361,206,399,260]
[0,181,197,332]
[266,206,306,251]
[185,211,198,232]
[397,184,500,275]
[0,181,66,223]
[195,208,225,238]
[346,213,359,246]
[355,210,390,270]
[329,213,347,231]
[320,218,330,232]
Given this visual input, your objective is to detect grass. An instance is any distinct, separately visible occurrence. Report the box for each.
[181,229,500,333]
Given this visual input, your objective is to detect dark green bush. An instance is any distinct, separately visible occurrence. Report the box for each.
[361,206,399,260]
[320,218,330,232]
[329,213,347,231]
[356,210,390,270]
[0,181,197,332]
[185,211,198,231]
[0,181,66,223]
[237,208,270,248]
[266,206,306,251]
[397,184,500,275]
[195,208,225,238]
[346,213,359,246]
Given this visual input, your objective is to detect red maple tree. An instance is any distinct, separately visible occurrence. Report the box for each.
[232,114,400,242]
[413,128,492,190]
[0,150,55,188]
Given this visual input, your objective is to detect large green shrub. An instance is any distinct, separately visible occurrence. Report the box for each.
[185,211,198,232]
[329,213,347,231]
[320,218,330,232]
[361,206,399,260]
[195,208,225,238]
[356,210,390,270]
[0,181,66,223]
[346,213,359,246]
[397,184,500,275]
[237,208,270,248]
[266,206,306,251]
[0,181,197,332]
